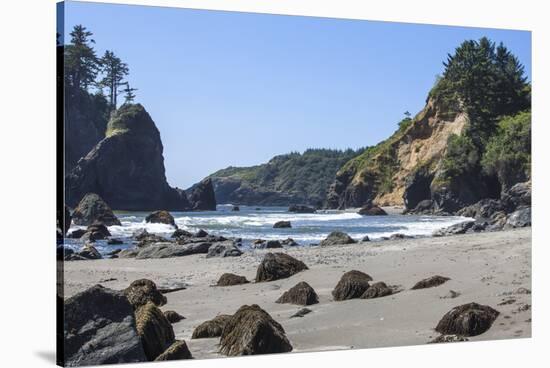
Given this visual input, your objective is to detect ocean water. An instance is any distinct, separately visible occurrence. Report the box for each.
[64,205,471,256]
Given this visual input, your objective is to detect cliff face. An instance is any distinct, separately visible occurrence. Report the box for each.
[325,98,468,209]
[65,104,190,211]
[206,149,361,207]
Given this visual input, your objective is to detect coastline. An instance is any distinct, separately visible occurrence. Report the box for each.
[63,227,531,359]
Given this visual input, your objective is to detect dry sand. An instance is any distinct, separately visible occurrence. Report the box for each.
[62,228,531,359]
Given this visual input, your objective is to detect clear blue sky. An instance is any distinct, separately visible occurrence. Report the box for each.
[61,1,531,189]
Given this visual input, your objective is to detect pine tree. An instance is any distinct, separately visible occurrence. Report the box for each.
[99,50,129,110]
[121,82,138,104]
[64,25,100,94]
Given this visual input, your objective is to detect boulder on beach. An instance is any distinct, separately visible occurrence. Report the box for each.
[320,231,356,247]
[505,208,531,228]
[71,193,121,226]
[206,241,243,258]
[255,252,308,282]
[134,241,212,259]
[171,228,192,238]
[432,221,475,237]
[358,204,387,216]
[232,205,240,211]
[361,281,393,299]
[134,230,169,248]
[81,223,111,242]
[276,281,319,306]
[281,238,298,246]
[64,285,147,365]
[219,304,292,356]
[288,204,316,213]
[145,210,177,228]
[332,270,372,301]
[217,273,249,286]
[78,244,102,260]
[68,228,87,239]
[411,275,450,290]
[195,229,208,238]
[273,221,292,228]
[435,302,500,337]
[265,240,283,248]
[192,314,233,339]
[290,308,313,318]
[154,340,193,361]
[135,302,175,361]
[163,310,185,324]
[124,279,167,309]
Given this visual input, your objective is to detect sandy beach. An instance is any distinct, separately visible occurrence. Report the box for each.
[62,228,531,359]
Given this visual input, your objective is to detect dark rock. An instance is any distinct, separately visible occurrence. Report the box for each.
[265,240,283,248]
[429,335,469,343]
[358,204,387,216]
[145,210,177,227]
[65,104,191,211]
[432,221,475,237]
[192,314,233,339]
[276,281,319,306]
[81,223,111,242]
[361,281,393,299]
[107,248,122,257]
[124,279,167,308]
[64,285,147,365]
[118,249,140,258]
[435,302,500,336]
[413,199,435,214]
[68,228,87,239]
[288,205,316,213]
[187,178,217,211]
[135,302,175,361]
[457,198,504,219]
[255,252,308,282]
[154,340,193,361]
[163,311,185,324]
[219,304,292,356]
[281,238,299,246]
[107,238,123,245]
[207,241,243,258]
[501,181,531,212]
[319,231,356,247]
[411,275,450,290]
[135,242,212,259]
[273,221,291,228]
[389,233,411,240]
[290,308,313,318]
[332,270,372,301]
[78,244,102,260]
[217,273,250,286]
[403,167,434,211]
[195,229,208,238]
[504,208,531,228]
[135,231,169,248]
[232,205,240,211]
[171,228,192,238]
[71,193,122,226]
[361,235,370,242]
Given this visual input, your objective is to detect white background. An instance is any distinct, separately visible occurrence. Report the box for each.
[0,0,548,367]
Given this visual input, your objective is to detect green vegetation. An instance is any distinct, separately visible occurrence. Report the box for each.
[210,148,363,205]
[434,37,531,185]
[481,111,531,188]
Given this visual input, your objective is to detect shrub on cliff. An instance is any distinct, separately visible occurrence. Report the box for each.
[481,111,531,189]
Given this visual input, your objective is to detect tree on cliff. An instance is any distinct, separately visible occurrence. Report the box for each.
[64,25,100,95]
[122,82,138,104]
[99,50,129,109]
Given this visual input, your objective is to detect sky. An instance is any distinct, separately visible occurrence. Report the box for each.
[60,1,532,189]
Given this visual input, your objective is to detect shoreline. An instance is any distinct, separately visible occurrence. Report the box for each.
[63,227,531,359]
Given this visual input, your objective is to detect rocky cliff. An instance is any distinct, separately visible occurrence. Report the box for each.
[325,98,467,209]
[65,104,191,211]
[206,149,361,207]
